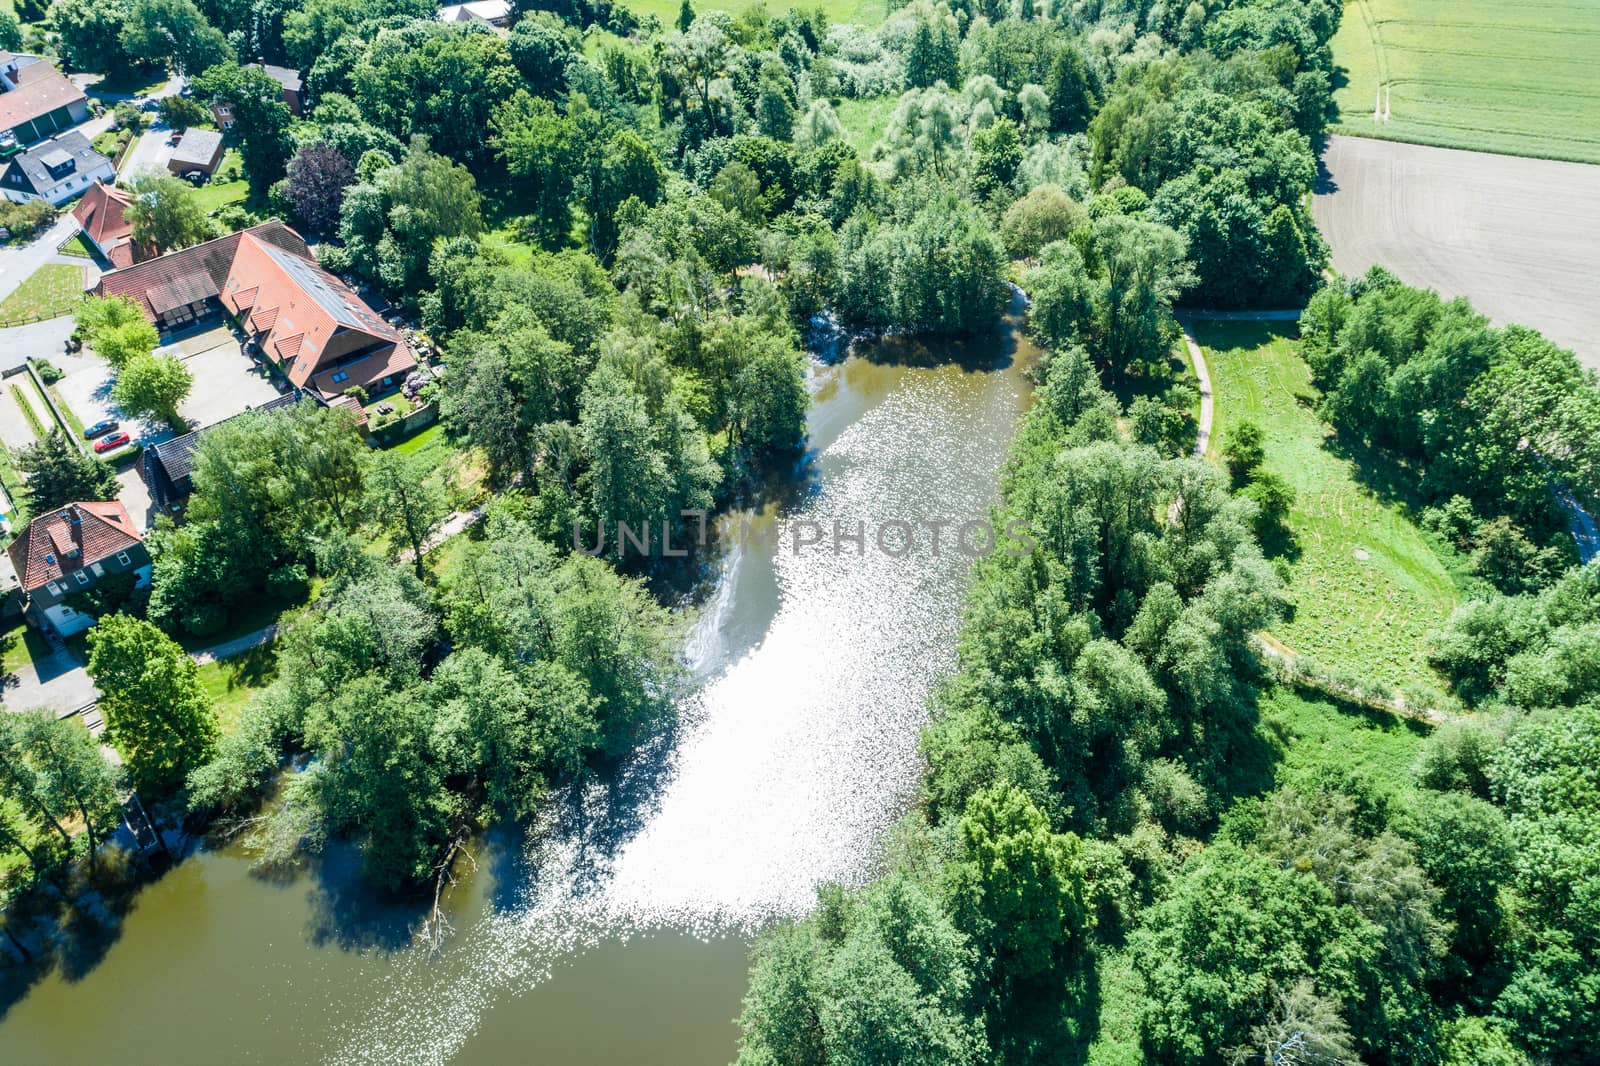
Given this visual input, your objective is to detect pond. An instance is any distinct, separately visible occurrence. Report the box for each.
[1,301,1039,1064]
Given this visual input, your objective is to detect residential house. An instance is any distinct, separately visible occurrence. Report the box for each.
[71,180,152,268]
[92,219,312,330]
[437,0,513,26]
[143,392,303,508]
[221,233,417,401]
[4,502,151,637]
[0,53,90,148]
[92,221,417,400]
[212,63,305,127]
[1,131,114,205]
[168,127,225,178]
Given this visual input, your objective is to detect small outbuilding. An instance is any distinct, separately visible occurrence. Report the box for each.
[167,127,225,178]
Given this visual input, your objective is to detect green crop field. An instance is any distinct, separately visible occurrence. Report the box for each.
[1330,0,1600,163]
[1199,320,1461,697]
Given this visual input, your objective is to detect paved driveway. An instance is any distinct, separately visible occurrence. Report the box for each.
[117,465,156,532]
[169,328,282,426]
[1,645,98,714]
[53,324,281,449]
[0,315,77,374]
[118,124,179,181]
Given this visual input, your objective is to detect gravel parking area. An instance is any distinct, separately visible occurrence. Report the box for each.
[173,330,282,427]
[1314,135,1600,369]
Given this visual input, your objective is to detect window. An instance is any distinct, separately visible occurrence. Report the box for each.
[74,571,89,585]
[45,581,59,595]
[116,551,131,566]
[331,371,349,383]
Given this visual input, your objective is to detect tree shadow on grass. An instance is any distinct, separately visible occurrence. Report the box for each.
[1324,431,1431,515]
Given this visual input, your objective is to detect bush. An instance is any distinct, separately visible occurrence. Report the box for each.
[266,563,309,601]
[182,600,229,638]
[157,95,208,130]
[32,359,63,384]
[0,198,56,241]
[113,101,143,133]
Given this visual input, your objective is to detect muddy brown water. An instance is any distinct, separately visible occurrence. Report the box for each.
[1,306,1039,1065]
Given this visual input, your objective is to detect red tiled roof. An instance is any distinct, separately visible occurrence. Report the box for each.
[92,221,311,320]
[72,181,135,250]
[221,233,414,397]
[5,502,143,592]
[0,63,85,134]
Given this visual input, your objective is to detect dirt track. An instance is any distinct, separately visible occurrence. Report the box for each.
[1314,135,1600,369]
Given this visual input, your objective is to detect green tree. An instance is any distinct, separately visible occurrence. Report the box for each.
[125,173,215,253]
[0,8,22,51]
[506,12,579,96]
[350,24,520,168]
[971,116,1023,200]
[1221,419,1265,486]
[192,62,294,192]
[337,138,483,294]
[365,448,450,580]
[120,0,232,75]
[737,876,983,1065]
[14,711,120,868]
[87,613,218,795]
[157,93,209,129]
[15,430,120,514]
[51,0,137,81]
[729,340,808,460]
[585,129,666,260]
[113,353,193,428]
[1085,214,1194,381]
[297,673,450,888]
[78,294,159,371]
[0,715,76,853]
[945,784,1092,1063]
[1000,184,1087,259]
[490,91,580,244]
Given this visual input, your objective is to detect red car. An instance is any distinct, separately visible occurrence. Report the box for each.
[93,431,131,453]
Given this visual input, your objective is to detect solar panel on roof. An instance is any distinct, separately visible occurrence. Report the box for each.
[261,244,372,332]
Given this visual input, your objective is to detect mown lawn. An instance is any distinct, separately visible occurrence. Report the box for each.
[0,619,53,678]
[1330,0,1600,163]
[195,641,278,734]
[59,233,98,260]
[192,150,248,215]
[0,264,85,327]
[1199,320,1459,696]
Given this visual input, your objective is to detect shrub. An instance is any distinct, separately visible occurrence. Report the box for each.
[32,359,63,384]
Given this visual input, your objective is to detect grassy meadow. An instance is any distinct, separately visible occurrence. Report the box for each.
[1199,320,1461,697]
[0,264,85,327]
[1330,0,1600,163]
